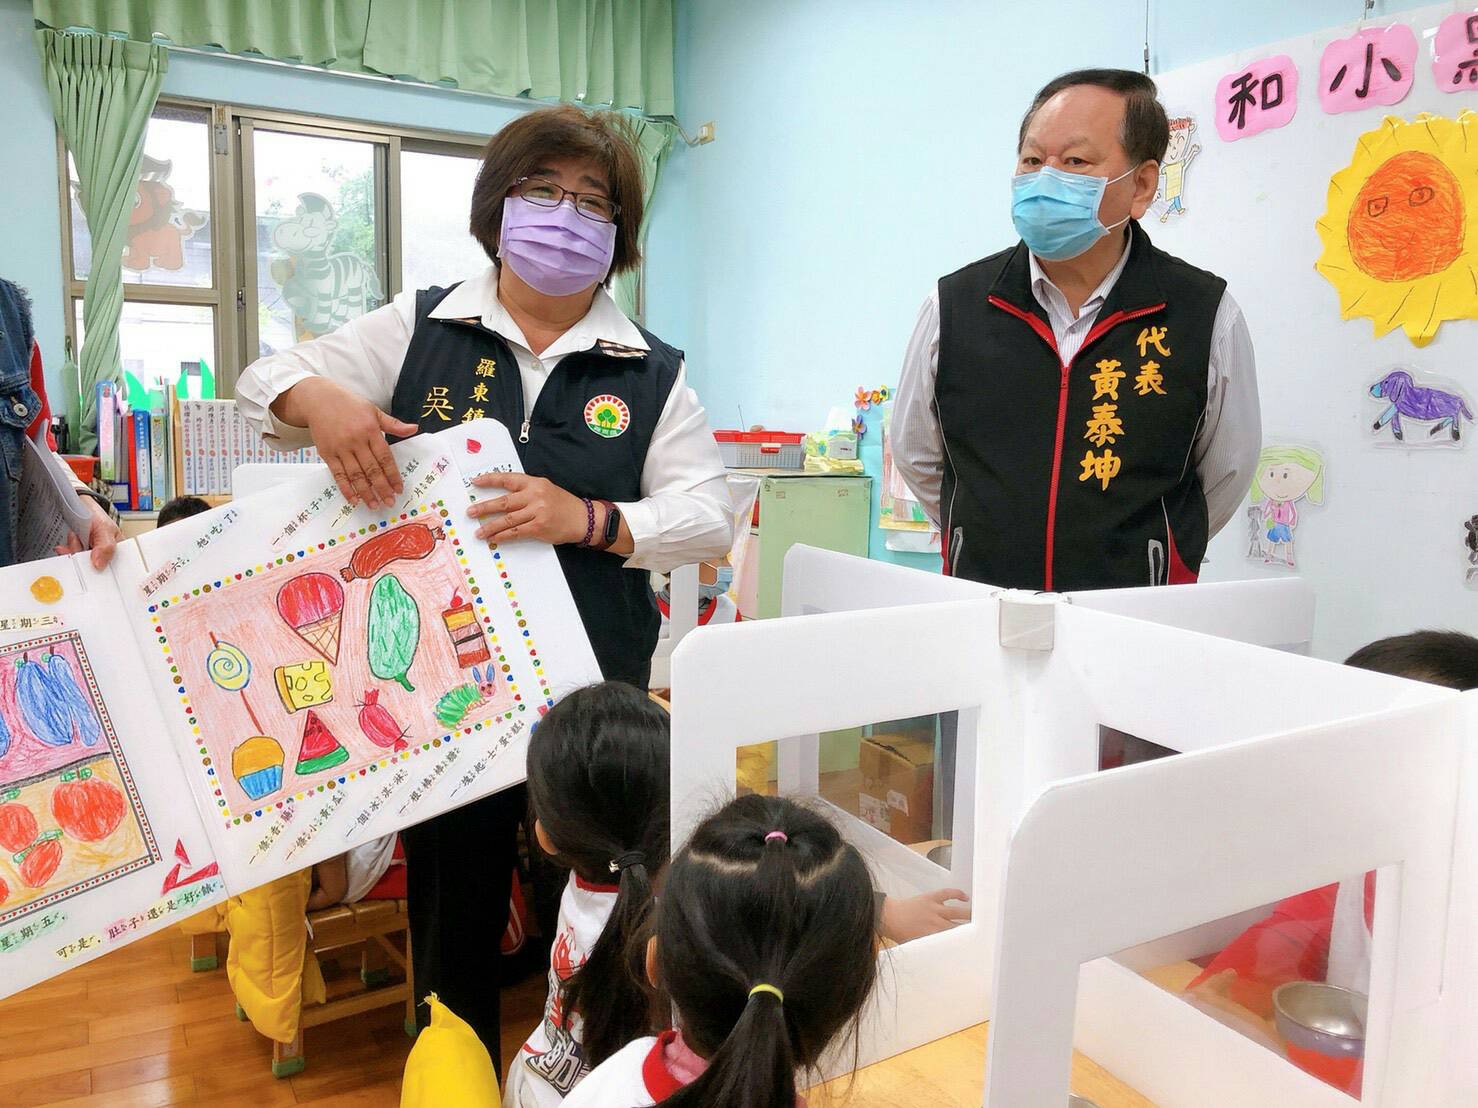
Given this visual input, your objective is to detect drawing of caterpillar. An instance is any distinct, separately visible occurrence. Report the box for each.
[435,665,500,729]
[339,522,446,583]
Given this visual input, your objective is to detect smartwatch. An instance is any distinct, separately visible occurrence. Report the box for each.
[597,500,621,551]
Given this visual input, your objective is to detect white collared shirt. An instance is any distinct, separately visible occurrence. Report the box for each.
[235,267,734,572]
[892,235,1261,540]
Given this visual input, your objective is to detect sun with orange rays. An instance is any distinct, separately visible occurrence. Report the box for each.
[1315,111,1478,347]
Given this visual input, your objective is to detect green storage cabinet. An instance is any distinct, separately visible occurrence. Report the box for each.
[754,473,872,620]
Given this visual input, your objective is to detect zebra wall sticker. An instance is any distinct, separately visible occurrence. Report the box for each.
[269,193,383,342]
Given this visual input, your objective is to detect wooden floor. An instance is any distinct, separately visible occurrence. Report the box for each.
[0,926,547,1107]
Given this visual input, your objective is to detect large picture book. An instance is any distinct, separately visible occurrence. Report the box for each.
[0,420,599,999]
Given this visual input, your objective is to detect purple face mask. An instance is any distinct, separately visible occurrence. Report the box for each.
[498,196,617,297]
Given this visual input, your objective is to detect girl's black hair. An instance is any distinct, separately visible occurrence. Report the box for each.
[655,794,878,1108]
[525,681,669,1067]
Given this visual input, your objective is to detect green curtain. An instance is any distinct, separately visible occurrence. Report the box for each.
[34,0,371,71]
[610,118,676,320]
[34,0,675,115]
[36,30,167,454]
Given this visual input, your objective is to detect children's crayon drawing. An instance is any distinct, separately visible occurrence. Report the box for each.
[1150,114,1200,223]
[1367,369,1472,446]
[1247,445,1326,570]
[0,631,157,926]
[153,508,517,821]
[1315,112,1478,347]
[1465,515,1478,589]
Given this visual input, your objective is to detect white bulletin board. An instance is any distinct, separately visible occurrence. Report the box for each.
[1147,2,1478,661]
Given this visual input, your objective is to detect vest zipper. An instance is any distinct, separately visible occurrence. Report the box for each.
[519,419,531,444]
[986,296,1166,591]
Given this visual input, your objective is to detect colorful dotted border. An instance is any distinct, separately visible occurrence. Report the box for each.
[147,502,524,828]
[486,548,552,714]
[0,630,161,928]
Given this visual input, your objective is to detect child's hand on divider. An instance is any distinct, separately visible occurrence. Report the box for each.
[879,888,970,943]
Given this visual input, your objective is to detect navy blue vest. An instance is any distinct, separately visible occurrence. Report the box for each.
[936,223,1224,592]
[389,286,682,688]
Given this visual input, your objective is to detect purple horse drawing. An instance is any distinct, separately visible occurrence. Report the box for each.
[1370,371,1472,442]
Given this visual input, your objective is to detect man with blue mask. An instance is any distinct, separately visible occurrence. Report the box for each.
[894,69,1260,591]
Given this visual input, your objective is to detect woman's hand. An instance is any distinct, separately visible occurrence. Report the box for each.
[467,472,589,545]
[55,495,123,570]
[286,377,417,509]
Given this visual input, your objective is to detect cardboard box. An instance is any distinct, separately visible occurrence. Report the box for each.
[859,732,934,845]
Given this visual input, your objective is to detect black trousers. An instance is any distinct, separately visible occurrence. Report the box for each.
[401,784,525,1069]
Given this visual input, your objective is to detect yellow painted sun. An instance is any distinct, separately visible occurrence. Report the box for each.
[1315,110,1478,347]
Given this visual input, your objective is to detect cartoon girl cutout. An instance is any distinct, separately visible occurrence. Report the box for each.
[1248,446,1326,569]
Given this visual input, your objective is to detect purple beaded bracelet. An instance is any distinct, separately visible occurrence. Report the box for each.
[578,497,597,547]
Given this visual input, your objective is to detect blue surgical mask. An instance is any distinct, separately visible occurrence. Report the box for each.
[1011,165,1137,261]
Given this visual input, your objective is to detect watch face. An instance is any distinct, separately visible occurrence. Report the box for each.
[604,507,621,544]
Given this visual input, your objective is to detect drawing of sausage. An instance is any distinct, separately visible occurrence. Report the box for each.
[339,523,446,583]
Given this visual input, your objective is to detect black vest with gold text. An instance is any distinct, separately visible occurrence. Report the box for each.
[936,223,1225,591]
[389,285,681,687]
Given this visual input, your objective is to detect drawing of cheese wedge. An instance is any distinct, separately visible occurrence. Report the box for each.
[294,710,349,775]
[274,660,333,714]
[233,736,284,801]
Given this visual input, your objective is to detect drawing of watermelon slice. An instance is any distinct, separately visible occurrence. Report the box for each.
[294,710,349,776]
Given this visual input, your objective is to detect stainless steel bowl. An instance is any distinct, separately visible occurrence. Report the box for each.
[927,843,952,868]
[1272,981,1367,1058]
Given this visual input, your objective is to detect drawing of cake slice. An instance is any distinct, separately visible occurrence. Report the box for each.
[294,710,349,775]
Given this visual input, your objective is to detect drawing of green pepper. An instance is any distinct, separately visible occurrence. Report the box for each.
[367,574,420,692]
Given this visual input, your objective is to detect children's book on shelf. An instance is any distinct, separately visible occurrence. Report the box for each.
[0,420,598,999]
[176,399,319,497]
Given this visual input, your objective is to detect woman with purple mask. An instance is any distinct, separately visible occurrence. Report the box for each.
[236,107,733,1058]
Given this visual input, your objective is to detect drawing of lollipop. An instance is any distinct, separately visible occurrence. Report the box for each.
[207,633,284,802]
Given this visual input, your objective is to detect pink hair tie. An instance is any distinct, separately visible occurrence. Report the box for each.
[765,831,788,845]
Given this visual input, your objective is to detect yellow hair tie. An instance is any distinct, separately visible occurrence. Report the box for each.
[748,983,784,1005]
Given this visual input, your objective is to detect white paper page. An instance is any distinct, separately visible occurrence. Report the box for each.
[0,554,224,1000]
[113,419,601,894]
[16,435,92,564]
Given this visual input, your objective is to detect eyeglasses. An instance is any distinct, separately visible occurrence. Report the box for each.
[511,176,619,224]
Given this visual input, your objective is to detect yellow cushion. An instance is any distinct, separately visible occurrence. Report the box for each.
[225,868,323,1043]
[401,993,501,1108]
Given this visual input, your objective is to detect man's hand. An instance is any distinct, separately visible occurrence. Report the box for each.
[55,494,122,570]
[467,472,588,545]
[879,888,971,943]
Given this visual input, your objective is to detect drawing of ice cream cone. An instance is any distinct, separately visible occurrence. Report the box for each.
[275,573,345,664]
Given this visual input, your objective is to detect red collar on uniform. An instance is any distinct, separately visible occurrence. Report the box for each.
[642,1030,686,1099]
[574,874,621,894]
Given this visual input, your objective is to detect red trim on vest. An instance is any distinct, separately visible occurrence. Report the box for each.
[986,296,1168,591]
[642,1030,686,1099]
[1166,527,1198,584]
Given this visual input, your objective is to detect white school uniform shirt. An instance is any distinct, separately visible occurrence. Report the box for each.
[505,874,620,1107]
[559,1034,680,1108]
[892,235,1262,540]
[235,266,734,574]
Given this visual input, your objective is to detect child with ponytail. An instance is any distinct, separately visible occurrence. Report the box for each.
[505,682,670,1107]
[563,794,879,1108]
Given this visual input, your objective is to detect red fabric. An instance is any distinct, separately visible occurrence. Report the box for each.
[1186,883,1338,1015]
[26,343,56,449]
[362,837,407,900]
[1166,526,1199,584]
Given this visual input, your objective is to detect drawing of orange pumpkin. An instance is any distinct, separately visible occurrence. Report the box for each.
[0,803,37,854]
[18,839,62,887]
[51,771,126,843]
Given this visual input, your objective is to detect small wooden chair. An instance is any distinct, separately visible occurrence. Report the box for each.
[271,898,414,1076]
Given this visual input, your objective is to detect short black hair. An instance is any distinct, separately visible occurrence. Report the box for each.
[1344,630,1478,690]
[156,496,211,528]
[1019,68,1170,166]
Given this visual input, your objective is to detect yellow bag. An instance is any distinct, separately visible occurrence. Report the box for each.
[224,868,325,1044]
[401,993,501,1108]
